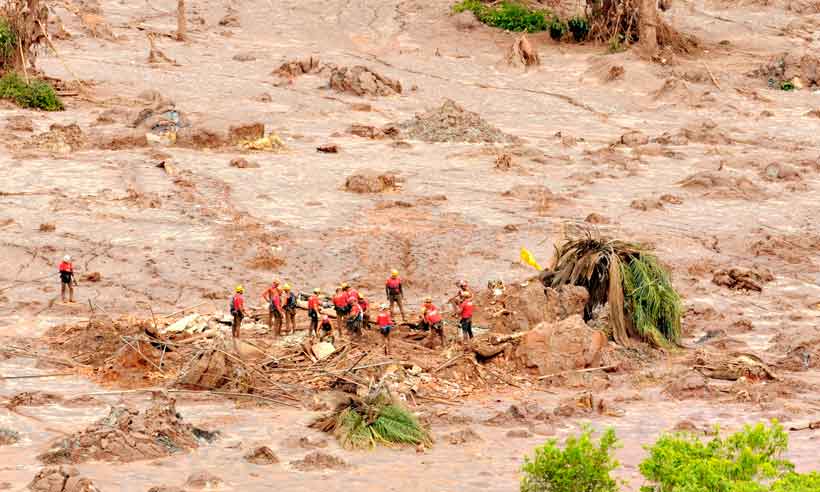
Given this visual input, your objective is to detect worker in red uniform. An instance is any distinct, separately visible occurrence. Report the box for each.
[58,255,77,303]
[346,284,359,304]
[347,295,363,337]
[421,296,445,347]
[307,288,321,338]
[261,279,283,337]
[385,269,406,322]
[377,303,393,355]
[230,285,247,338]
[449,279,471,314]
[459,291,475,342]
[332,286,349,340]
[359,294,370,330]
[319,315,334,342]
[282,284,297,335]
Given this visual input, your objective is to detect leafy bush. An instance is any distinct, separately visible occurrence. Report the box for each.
[549,18,567,41]
[608,34,627,53]
[567,16,589,42]
[453,0,550,32]
[770,472,820,492]
[0,72,64,111]
[639,422,795,492]
[0,17,15,61]
[521,427,620,492]
[779,80,795,91]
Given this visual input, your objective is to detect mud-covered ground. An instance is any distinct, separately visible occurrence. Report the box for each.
[1,0,819,490]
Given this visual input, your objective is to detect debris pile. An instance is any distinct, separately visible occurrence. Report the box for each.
[693,350,778,381]
[328,66,402,96]
[29,123,86,153]
[712,266,774,292]
[28,466,100,492]
[38,394,214,464]
[753,52,820,89]
[273,56,323,80]
[396,100,515,143]
[244,446,279,465]
[290,451,349,471]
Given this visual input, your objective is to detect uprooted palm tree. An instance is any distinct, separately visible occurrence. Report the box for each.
[311,386,432,449]
[548,226,682,348]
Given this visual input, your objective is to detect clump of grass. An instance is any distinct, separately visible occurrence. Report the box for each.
[0,72,64,111]
[607,34,627,53]
[779,80,795,91]
[549,18,567,41]
[0,17,15,62]
[567,16,590,42]
[454,0,550,32]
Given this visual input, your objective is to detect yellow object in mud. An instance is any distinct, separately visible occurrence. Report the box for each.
[240,133,285,151]
[520,248,542,270]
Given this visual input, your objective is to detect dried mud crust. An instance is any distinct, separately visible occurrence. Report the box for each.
[290,451,349,471]
[38,394,216,464]
[328,66,402,96]
[396,100,515,143]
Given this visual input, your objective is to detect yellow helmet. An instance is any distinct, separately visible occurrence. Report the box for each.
[271,279,280,285]
[340,282,350,289]
[235,285,244,293]
[390,269,399,277]
[313,287,321,294]
[424,296,432,303]
[283,284,291,291]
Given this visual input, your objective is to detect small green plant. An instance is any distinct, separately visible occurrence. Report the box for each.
[0,72,64,111]
[549,18,568,41]
[453,0,550,32]
[607,34,626,53]
[521,427,620,492]
[567,16,589,42]
[780,80,795,91]
[0,17,15,61]
[770,472,820,492]
[639,422,795,492]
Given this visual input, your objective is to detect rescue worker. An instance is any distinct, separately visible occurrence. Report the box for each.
[359,294,370,330]
[377,303,393,355]
[347,295,363,337]
[230,285,247,338]
[346,283,358,304]
[385,269,406,322]
[459,291,475,341]
[307,288,321,338]
[332,286,349,339]
[58,255,77,303]
[261,279,283,337]
[449,279,471,314]
[319,315,334,342]
[282,284,297,335]
[421,296,445,347]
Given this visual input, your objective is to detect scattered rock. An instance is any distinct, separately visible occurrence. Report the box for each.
[606,65,625,81]
[678,170,763,199]
[515,315,605,376]
[630,198,664,211]
[451,10,481,30]
[232,52,256,62]
[244,446,279,465]
[762,163,801,181]
[344,170,397,193]
[30,123,86,153]
[347,124,399,140]
[712,266,774,292]
[6,115,33,132]
[0,428,20,446]
[218,14,240,27]
[620,130,649,146]
[660,194,683,204]
[444,428,483,445]
[397,100,514,143]
[316,144,339,153]
[753,52,820,89]
[584,213,610,224]
[506,429,532,438]
[495,153,512,169]
[328,66,401,96]
[29,466,100,492]
[290,451,348,471]
[554,392,621,417]
[273,57,323,80]
[230,158,259,169]
[38,394,211,464]
[8,391,63,408]
[228,122,265,143]
[39,223,56,232]
[81,272,101,282]
[185,471,223,489]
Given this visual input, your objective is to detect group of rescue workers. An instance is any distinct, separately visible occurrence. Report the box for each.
[227,269,475,355]
[57,256,475,356]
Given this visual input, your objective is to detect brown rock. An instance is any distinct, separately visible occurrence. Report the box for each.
[39,223,56,232]
[228,122,265,143]
[290,451,348,471]
[81,272,101,282]
[185,471,223,489]
[347,124,399,140]
[328,66,401,96]
[29,466,99,492]
[621,130,649,146]
[230,158,259,169]
[316,144,339,153]
[218,14,239,27]
[232,52,256,62]
[515,315,603,376]
[344,170,397,193]
[6,115,33,132]
[176,127,228,149]
[244,446,279,465]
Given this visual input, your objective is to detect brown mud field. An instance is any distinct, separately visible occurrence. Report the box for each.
[1,0,820,490]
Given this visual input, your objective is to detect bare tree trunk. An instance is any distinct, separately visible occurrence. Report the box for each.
[176,0,186,41]
[638,0,658,54]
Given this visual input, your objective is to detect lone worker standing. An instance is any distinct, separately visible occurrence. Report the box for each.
[230,285,247,338]
[282,284,297,335]
[58,255,77,303]
[262,279,283,337]
[307,288,321,338]
[385,269,406,322]
[459,291,475,342]
[377,303,393,355]
[332,285,349,340]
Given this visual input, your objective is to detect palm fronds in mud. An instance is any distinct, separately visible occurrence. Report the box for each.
[550,226,681,348]
[310,388,432,450]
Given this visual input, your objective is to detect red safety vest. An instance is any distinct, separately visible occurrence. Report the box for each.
[308,295,319,310]
[424,304,442,324]
[460,300,474,319]
[333,293,348,308]
[386,277,401,292]
[377,312,393,327]
[232,294,245,311]
[59,261,73,273]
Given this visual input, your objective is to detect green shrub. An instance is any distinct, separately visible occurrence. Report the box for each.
[780,80,795,91]
[453,0,550,32]
[770,472,820,492]
[0,72,64,111]
[549,18,567,41]
[567,16,589,42]
[0,17,15,61]
[639,422,794,492]
[607,34,627,53]
[521,427,620,492]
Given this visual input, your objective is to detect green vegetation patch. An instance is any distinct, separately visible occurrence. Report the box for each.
[454,0,550,32]
[0,72,64,111]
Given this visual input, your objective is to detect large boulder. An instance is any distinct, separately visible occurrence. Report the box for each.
[482,282,588,333]
[515,315,603,376]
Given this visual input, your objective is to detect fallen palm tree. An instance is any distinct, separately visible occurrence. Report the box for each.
[547,226,682,348]
[311,386,432,449]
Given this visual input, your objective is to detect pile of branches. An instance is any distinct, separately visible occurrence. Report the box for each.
[311,385,432,449]
[548,225,682,348]
[585,0,698,54]
[0,0,48,72]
